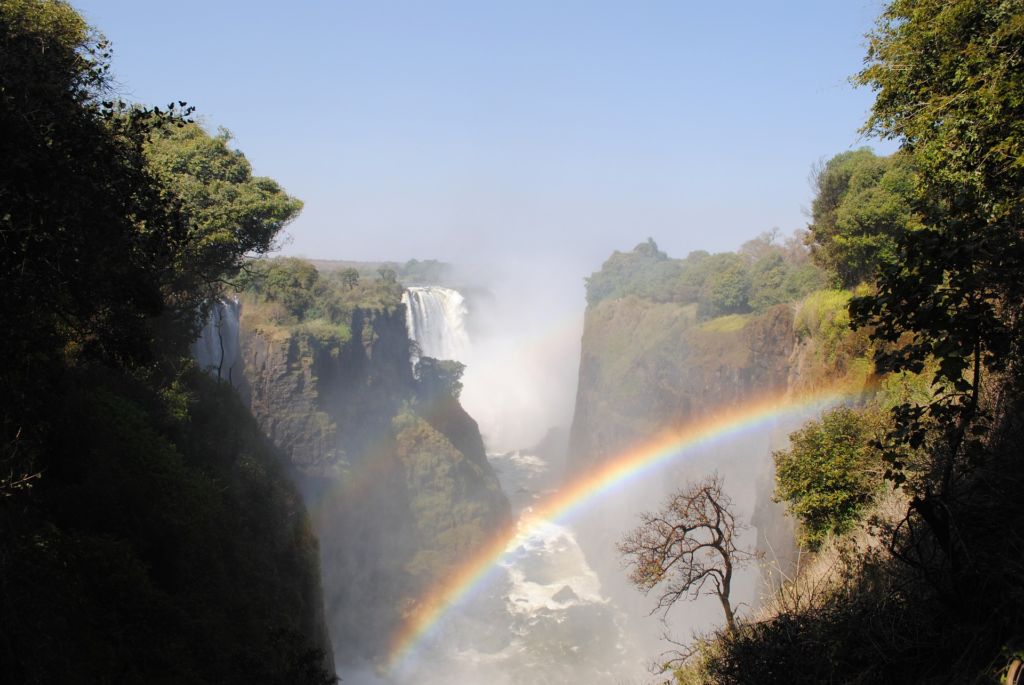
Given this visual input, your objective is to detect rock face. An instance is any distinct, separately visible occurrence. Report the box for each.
[568,297,796,470]
[237,303,509,669]
[241,308,412,478]
[566,289,871,595]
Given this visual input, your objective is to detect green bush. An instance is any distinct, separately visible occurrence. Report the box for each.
[773,407,881,550]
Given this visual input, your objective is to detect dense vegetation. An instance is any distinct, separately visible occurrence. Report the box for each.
[238,256,405,347]
[584,232,825,316]
[807,148,918,288]
[671,1,1024,682]
[772,407,883,551]
[0,2,332,681]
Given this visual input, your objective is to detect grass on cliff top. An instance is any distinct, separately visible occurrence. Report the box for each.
[698,313,751,333]
[794,290,851,343]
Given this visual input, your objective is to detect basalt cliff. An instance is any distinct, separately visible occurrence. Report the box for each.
[209,260,509,670]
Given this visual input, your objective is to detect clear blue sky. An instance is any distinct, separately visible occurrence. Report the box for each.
[74,0,895,271]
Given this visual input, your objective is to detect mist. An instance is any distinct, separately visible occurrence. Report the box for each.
[456,254,587,453]
[358,244,809,685]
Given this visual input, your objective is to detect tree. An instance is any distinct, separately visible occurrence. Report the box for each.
[0,4,334,682]
[618,474,755,635]
[415,357,465,400]
[377,266,398,284]
[0,0,193,459]
[807,149,918,288]
[584,239,681,305]
[144,122,303,345]
[850,0,1024,568]
[250,257,320,319]
[699,253,750,316]
[340,267,360,290]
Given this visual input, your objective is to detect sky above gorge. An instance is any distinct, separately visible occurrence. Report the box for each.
[75,0,896,272]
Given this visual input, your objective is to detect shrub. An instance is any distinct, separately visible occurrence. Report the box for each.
[773,407,881,550]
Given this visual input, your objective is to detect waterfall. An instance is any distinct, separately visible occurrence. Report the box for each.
[192,297,241,385]
[401,286,470,364]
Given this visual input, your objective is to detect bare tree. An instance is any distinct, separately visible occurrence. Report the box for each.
[618,473,755,634]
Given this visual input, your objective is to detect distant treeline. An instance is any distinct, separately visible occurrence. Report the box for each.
[585,232,825,316]
[586,146,916,320]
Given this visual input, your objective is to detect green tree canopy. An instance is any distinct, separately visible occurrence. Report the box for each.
[0,0,194,427]
[808,148,919,288]
[145,123,303,341]
[699,252,751,316]
[0,4,332,682]
[584,238,682,305]
[415,358,465,400]
[851,0,1024,494]
[340,267,360,289]
[585,235,823,316]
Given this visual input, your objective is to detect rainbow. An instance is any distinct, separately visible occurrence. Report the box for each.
[385,384,856,668]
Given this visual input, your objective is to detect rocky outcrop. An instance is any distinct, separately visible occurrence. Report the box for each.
[236,301,509,669]
[240,308,412,478]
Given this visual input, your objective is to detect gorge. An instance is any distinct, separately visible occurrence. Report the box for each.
[191,241,864,683]
[11,2,1024,680]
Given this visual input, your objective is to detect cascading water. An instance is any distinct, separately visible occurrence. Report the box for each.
[402,286,470,364]
[192,297,241,385]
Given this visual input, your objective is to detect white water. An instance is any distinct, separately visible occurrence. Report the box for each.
[402,286,470,365]
[192,297,241,385]
[383,426,807,685]
[388,449,644,685]
[385,276,802,684]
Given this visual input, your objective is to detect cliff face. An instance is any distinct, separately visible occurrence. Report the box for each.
[241,308,412,478]
[237,302,508,668]
[568,297,795,469]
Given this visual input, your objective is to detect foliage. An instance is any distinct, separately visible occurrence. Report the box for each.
[807,149,919,288]
[239,256,404,345]
[699,253,751,317]
[619,474,755,638]
[339,267,360,289]
[584,238,681,304]
[677,427,1024,684]
[145,123,303,338]
[849,0,1024,580]
[2,366,335,684]
[794,290,851,355]
[392,408,503,580]
[415,357,466,400]
[698,314,750,334]
[0,0,186,402]
[0,3,332,680]
[773,408,883,550]
[584,234,825,318]
[681,3,1024,682]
